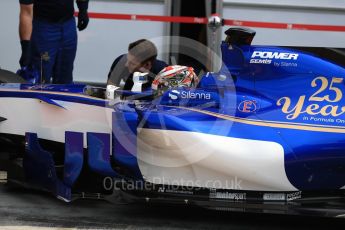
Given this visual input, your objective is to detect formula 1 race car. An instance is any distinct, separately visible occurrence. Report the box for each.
[1,27,345,217]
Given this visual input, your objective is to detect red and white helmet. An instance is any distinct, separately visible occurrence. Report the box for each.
[152,65,199,95]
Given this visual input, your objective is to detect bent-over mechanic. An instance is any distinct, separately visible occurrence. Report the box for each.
[107,39,168,91]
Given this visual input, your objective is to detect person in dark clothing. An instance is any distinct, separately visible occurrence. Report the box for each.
[19,0,89,84]
[107,39,168,91]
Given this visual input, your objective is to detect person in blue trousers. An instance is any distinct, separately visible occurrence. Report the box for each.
[19,0,89,84]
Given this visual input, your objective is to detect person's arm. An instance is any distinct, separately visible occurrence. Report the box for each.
[19,2,33,67]
[106,56,123,99]
[76,0,89,31]
[107,55,126,86]
[19,3,33,41]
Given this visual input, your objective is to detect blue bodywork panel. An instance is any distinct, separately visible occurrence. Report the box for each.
[24,133,71,201]
[87,132,117,177]
[64,132,84,187]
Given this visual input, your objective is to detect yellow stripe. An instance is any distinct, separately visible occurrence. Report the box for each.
[166,106,345,134]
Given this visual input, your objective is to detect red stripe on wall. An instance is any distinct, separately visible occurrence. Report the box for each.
[76,12,345,32]
[223,19,345,32]
[87,12,207,24]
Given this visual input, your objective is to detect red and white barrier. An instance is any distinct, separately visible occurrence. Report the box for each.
[76,12,345,32]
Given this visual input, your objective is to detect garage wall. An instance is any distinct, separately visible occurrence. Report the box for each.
[0,0,167,83]
[222,0,345,47]
[76,0,167,83]
[0,0,21,75]
[2,0,344,83]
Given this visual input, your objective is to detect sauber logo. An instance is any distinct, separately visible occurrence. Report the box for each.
[168,90,211,100]
[250,51,299,64]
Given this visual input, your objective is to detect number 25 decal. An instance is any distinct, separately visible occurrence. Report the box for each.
[309,77,343,103]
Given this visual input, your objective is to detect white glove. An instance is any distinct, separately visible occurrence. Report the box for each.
[106,85,120,100]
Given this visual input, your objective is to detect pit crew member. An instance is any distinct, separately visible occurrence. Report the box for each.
[107,39,168,92]
[19,0,89,84]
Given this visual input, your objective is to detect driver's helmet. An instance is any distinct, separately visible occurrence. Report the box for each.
[152,65,199,96]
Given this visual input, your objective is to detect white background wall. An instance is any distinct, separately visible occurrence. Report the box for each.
[76,0,166,83]
[0,0,166,83]
[222,0,345,47]
[1,0,345,83]
[0,0,21,74]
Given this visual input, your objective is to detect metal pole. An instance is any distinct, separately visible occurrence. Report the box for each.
[207,0,223,72]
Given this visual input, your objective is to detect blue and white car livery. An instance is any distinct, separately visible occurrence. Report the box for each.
[0,27,345,217]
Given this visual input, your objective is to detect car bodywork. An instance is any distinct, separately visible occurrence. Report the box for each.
[0,27,345,217]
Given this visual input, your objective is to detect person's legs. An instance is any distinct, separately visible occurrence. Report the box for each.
[31,20,60,84]
[52,18,77,84]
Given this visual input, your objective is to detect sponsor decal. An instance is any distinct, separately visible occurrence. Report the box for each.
[250,51,299,65]
[165,188,193,195]
[168,90,180,100]
[263,193,286,201]
[164,189,193,195]
[280,62,298,67]
[250,59,272,64]
[157,186,193,195]
[277,76,345,121]
[210,191,246,200]
[251,51,299,60]
[238,100,258,113]
[274,62,298,67]
[286,191,302,201]
[168,90,212,100]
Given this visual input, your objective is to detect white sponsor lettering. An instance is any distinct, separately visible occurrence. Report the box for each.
[164,189,193,195]
[181,91,211,100]
[263,193,286,201]
[169,90,211,100]
[210,191,246,200]
[287,191,302,201]
[250,59,272,64]
[251,51,299,60]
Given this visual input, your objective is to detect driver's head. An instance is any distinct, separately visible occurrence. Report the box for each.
[125,39,157,74]
[152,65,199,96]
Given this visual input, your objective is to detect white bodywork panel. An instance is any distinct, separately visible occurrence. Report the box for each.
[137,128,297,191]
[0,97,113,147]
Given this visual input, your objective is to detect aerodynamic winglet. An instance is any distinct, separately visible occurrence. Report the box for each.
[36,95,66,109]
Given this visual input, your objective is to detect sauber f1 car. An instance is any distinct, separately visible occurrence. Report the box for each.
[1,27,345,217]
